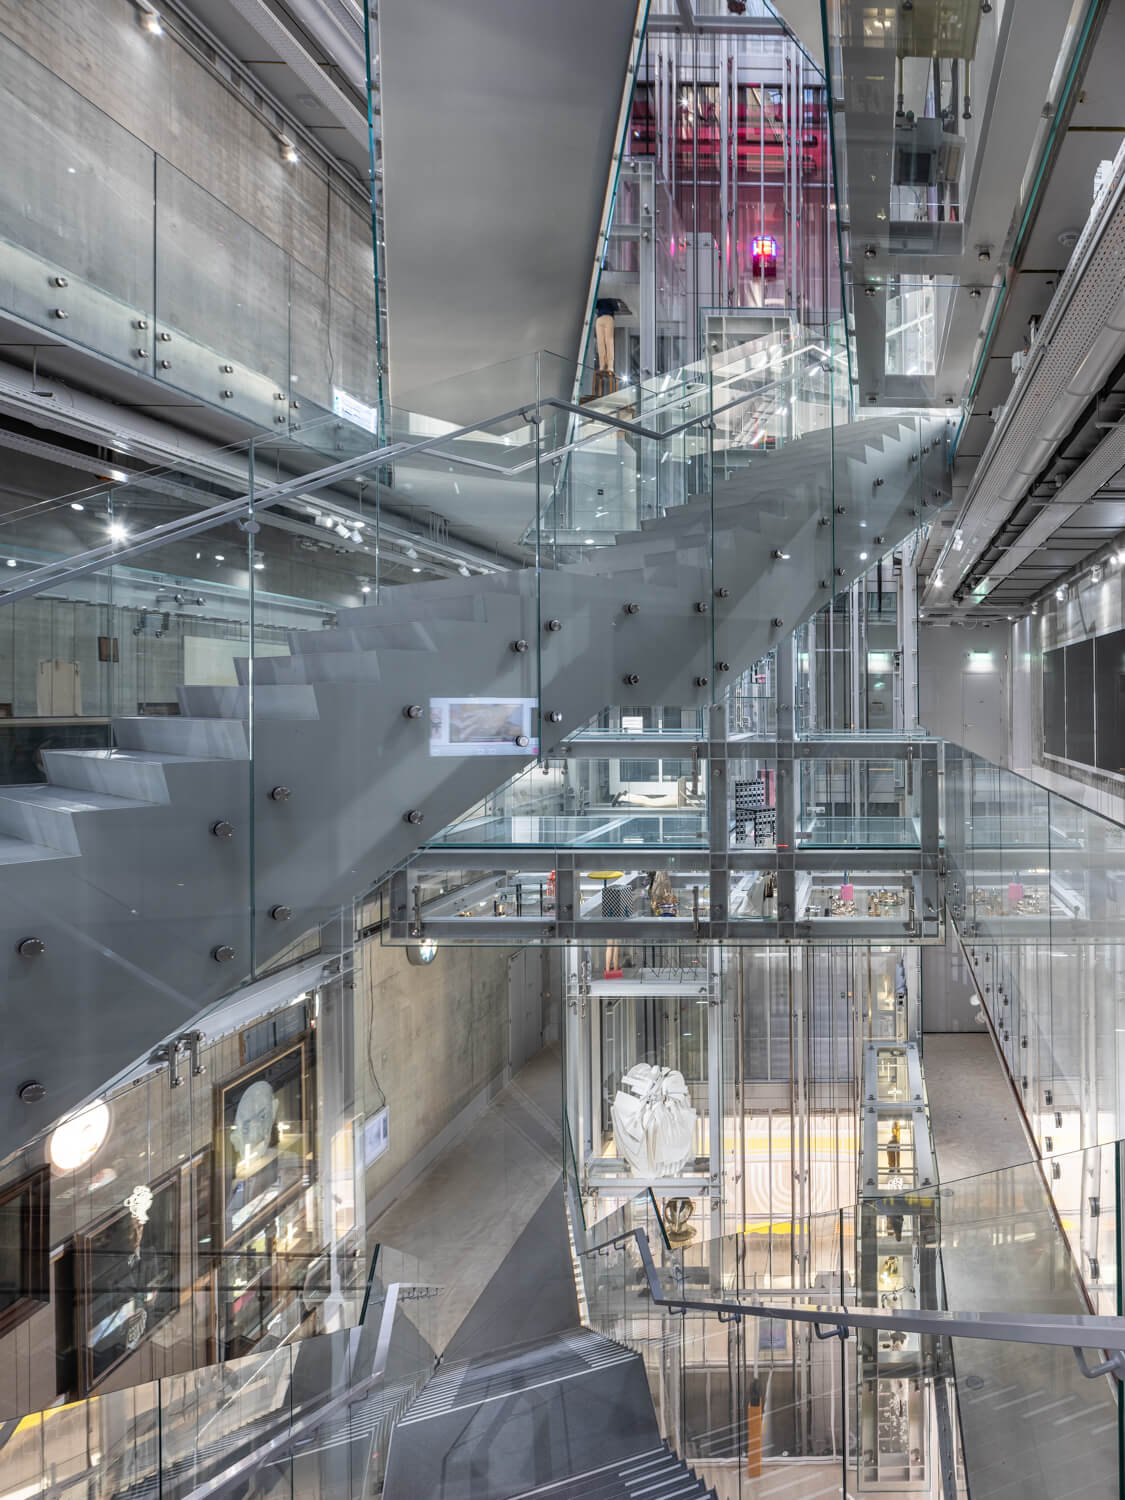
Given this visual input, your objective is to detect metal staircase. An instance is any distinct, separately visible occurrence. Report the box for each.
[0,360,950,1148]
[381,1328,716,1500]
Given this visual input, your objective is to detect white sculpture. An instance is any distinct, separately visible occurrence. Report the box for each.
[611,1063,697,1176]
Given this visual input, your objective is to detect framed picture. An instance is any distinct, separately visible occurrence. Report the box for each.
[215,1037,311,1250]
[77,1169,180,1394]
[0,1166,50,1337]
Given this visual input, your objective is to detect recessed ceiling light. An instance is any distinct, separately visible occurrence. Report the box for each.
[412,566,421,572]
[70,501,84,511]
[5,559,16,568]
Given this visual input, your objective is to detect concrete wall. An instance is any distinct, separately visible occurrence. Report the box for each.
[0,0,377,417]
[356,938,515,1220]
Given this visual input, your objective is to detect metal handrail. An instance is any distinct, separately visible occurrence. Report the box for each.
[580,1225,1125,1359]
[0,345,833,609]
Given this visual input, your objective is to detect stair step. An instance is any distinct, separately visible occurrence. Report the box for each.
[41,749,210,802]
[113,716,249,759]
[0,831,72,866]
[176,683,320,720]
[0,785,156,854]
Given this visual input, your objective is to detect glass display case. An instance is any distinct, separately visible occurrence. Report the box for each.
[797,758,920,848]
[433,756,708,849]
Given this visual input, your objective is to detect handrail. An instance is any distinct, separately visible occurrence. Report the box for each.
[182,1279,442,1500]
[583,1225,1125,1360]
[0,344,834,609]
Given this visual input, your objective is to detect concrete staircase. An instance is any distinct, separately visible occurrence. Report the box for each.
[0,409,950,1148]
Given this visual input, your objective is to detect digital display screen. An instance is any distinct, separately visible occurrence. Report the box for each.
[429,697,539,756]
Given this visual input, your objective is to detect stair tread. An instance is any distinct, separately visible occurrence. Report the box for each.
[47,749,221,768]
[0,832,72,863]
[0,785,156,813]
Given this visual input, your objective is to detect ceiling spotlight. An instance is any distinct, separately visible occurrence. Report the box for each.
[214,553,225,562]
[279,136,299,165]
[253,560,265,570]
[108,521,128,541]
[139,5,163,34]
[70,501,84,511]
[361,584,371,594]
[859,551,868,560]
[457,564,471,577]
[5,558,16,568]
[1055,586,1065,600]
[411,566,422,573]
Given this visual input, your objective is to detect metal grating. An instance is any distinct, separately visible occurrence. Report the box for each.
[955,145,1125,542]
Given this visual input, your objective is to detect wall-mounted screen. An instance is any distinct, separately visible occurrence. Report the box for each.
[429,697,538,756]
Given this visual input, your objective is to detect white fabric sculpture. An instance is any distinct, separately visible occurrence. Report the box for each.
[611,1063,697,1177]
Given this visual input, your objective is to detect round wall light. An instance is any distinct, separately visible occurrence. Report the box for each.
[49,1099,110,1172]
[406,939,439,966]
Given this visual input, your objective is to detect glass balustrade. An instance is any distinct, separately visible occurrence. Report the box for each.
[568,1107,1125,1500]
[0,1248,441,1500]
[0,340,950,1141]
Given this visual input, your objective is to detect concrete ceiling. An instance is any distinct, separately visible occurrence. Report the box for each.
[173,0,371,178]
[378,0,642,423]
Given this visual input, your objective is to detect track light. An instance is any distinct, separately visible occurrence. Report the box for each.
[138,4,163,34]
[457,564,471,577]
[279,136,299,165]
[405,545,419,560]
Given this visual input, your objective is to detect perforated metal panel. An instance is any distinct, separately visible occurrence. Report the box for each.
[957,151,1125,546]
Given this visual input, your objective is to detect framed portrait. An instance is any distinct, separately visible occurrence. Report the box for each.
[215,1037,311,1250]
[77,1170,180,1394]
[0,1166,50,1337]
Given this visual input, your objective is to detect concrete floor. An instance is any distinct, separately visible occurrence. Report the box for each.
[369,1045,577,1358]
[923,1033,1118,1500]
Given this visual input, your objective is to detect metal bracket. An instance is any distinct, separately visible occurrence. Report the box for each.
[1073,1346,1125,1380]
[814,1322,849,1341]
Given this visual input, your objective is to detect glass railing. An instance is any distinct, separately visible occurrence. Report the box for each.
[0,341,951,1141]
[570,1123,1125,1500]
[0,1248,442,1500]
[0,28,383,443]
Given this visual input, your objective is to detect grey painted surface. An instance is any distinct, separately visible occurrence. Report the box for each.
[382,1330,662,1500]
[378,0,640,418]
[918,620,1010,765]
[920,925,983,1034]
